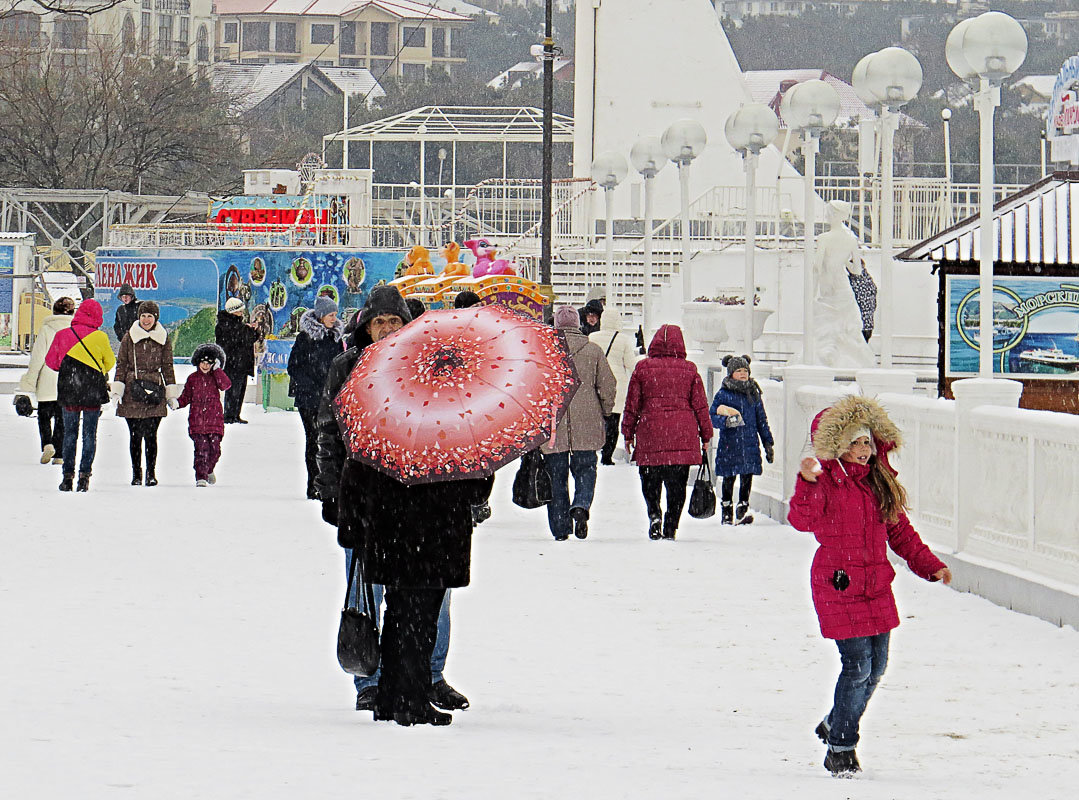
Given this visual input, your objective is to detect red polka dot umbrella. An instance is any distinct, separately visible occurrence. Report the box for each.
[333,304,579,485]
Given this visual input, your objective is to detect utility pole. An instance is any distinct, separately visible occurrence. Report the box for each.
[540,0,554,287]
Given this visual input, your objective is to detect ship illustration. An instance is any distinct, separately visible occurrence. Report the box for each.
[1018,344,1079,370]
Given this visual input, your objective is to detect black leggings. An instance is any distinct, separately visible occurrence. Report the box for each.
[298,406,319,491]
[376,586,444,715]
[126,417,161,471]
[639,465,691,525]
[721,474,753,506]
[37,400,64,452]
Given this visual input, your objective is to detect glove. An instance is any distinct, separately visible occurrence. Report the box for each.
[108,381,124,402]
[322,498,339,527]
[765,445,774,464]
[167,398,180,411]
[14,395,33,417]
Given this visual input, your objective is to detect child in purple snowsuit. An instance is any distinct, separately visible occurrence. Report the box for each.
[172,343,231,486]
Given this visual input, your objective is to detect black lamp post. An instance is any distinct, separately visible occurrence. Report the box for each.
[540,0,554,287]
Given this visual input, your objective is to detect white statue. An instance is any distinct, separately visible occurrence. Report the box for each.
[812,200,876,368]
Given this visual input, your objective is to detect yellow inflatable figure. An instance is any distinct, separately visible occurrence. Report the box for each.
[440,242,471,277]
[403,245,435,277]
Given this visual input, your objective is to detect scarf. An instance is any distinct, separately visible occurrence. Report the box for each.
[722,375,762,401]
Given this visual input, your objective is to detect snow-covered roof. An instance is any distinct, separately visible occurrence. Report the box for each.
[1013,75,1056,101]
[744,69,923,129]
[317,66,385,102]
[487,57,573,90]
[213,0,471,21]
[326,105,574,144]
[898,172,1079,264]
[213,63,384,113]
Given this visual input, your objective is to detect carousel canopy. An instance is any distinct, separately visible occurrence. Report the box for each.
[324,105,575,145]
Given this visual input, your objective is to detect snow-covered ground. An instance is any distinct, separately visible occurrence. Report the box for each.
[2,401,1077,799]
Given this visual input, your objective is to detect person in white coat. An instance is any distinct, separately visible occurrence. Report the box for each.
[15,297,75,464]
[589,309,641,464]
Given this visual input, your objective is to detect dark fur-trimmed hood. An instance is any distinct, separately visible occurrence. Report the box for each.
[811,395,902,462]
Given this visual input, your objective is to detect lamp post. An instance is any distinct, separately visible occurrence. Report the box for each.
[852,47,922,369]
[780,79,840,364]
[630,136,667,338]
[942,107,953,226]
[947,11,1027,378]
[590,152,629,311]
[661,119,708,304]
[725,103,780,355]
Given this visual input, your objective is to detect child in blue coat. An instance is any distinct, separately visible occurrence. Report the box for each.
[709,355,774,525]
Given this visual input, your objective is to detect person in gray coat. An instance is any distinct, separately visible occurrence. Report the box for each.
[541,304,617,540]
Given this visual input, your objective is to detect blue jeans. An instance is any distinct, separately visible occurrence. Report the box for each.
[61,408,101,475]
[826,632,890,751]
[543,450,598,539]
[345,550,451,692]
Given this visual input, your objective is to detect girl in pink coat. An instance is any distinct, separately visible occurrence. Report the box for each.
[787,395,951,776]
[170,343,231,487]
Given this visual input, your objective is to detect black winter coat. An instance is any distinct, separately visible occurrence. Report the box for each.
[214,311,260,376]
[113,300,139,342]
[315,329,493,588]
[286,310,344,410]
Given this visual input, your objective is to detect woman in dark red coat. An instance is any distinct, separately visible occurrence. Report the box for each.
[788,395,951,776]
[621,324,712,540]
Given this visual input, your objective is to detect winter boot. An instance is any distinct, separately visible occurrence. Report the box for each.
[207,472,216,485]
[41,444,55,464]
[721,501,734,525]
[355,686,378,712]
[824,748,860,776]
[570,507,589,539]
[815,720,830,744]
[735,502,754,526]
[428,680,470,711]
[393,706,452,727]
[144,452,157,487]
[196,479,208,488]
[76,472,91,492]
[662,513,678,540]
[648,517,663,540]
[59,472,74,492]
[131,465,143,486]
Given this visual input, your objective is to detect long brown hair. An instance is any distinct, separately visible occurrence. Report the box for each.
[865,455,908,524]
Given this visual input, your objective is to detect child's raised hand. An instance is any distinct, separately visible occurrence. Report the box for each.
[932,567,952,585]
[799,457,821,482]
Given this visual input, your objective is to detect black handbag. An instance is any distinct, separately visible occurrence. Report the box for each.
[512,449,552,509]
[131,346,165,405]
[71,332,110,406]
[688,455,717,520]
[337,550,381,677]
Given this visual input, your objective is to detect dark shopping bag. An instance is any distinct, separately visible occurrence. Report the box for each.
[688,456,717,520]
[337,551,380,677]
[512,449,552,509]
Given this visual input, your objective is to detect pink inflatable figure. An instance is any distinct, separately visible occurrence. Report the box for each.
[463,238,517,277]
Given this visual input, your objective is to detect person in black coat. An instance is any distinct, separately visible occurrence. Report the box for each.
[214,297,261,423]
[316,286,492,727]
[113,283,139,342]
[287,296,345,499]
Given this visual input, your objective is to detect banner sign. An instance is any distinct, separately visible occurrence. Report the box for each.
[1048,55,1079,165]
[208,195,346,229]
[0,244,13,347]
[945,275,1079,378]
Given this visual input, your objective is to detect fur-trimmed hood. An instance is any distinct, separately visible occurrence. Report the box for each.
[810,395,902,462]
[299,308,344,342]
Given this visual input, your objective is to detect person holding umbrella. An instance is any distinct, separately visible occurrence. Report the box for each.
[542,305,617,540]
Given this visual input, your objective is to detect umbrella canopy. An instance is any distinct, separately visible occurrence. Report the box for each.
[334,304,579,485]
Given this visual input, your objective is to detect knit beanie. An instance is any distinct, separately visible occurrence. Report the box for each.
[119,283,135,298]
[723,354,751,376]
[138,300,160,321]
[844,425,877,454]
[553,304,581,329]
[224,297,245,313]
[313,295,338,320]
[355,285,412,333]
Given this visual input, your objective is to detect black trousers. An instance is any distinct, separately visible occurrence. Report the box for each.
[126,417,161,472]
[376,586,444,714]
[297,406,319,491]
[37,401,64,452]
[601,413,621,464]
[223,371,247,421]
[721,474,754,506]
[639,465,691,526]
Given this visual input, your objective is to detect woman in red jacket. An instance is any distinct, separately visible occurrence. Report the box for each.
[788,395,951,776]
[621,324,712,540]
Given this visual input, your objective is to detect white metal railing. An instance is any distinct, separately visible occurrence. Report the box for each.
[107,223,402,250]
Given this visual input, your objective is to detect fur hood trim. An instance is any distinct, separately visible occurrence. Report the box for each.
[811,395,902,461]
[128,322,168,346]
[299,308,344,342]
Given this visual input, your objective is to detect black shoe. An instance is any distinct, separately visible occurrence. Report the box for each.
[823,749,861,776]
[131,467,142,486]
[145,473,158,487]
[306,484,319,500]
[735,502,753,525]
[721,502,734,525]
[393,705,452,727]
[815,720,829,743]
[355,686,378,712]
[570,507,589,539]
[59,473,74,492]
[471,501,491,526]
[428,680,470,711]
[235,418,249,424]
[600,458,615,465]
[553,533,569,541]
[76,472,90,492]
[648,517,662,540]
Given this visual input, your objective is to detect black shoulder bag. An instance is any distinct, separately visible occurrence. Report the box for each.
[336,550,381,677]
[512,449,552,509]
[70,331,110,406]
[688,455,717,520]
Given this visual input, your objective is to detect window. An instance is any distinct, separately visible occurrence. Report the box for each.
[402,26,425,48]
[340,21,356,54]
[0,11,41,45]
[275,21,296,53]
[401,62,425,82]
[121,14,136,53]
[311,23,334,44]
[341,57,364,67]
[179,16,189,47]
[141,11,151,45]
[449,28,466,59]
[56,15,88,50]
[223,22,238,44]
[370,21,389,55]
[313,59,333,66]
[196,25,209,62]
[242,21,270,51]
[370,57,394,76]
[431,27,445,57]
[158,14,173,54]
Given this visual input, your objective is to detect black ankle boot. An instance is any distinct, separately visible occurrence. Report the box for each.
[648,517,662,540]
[824,748,860,775]
[735,502,753,525]
[76,472,91,492]
[662,514,677,540]
[132,465,143,486]
[59,472,74,492]
[145,471,158,487]
[721,501,734,525]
